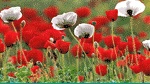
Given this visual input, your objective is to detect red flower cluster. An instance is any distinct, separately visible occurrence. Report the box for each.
[75,6,91,18]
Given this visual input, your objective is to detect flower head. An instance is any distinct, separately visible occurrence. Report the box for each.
[115,0,145,17]
[142,40,150,51]
[95,64,107,76]
[74,23,95,38]
[0,6,22,23]
[44,6,59,19]
[75,6,91,18]
[106,9,118,21]
[51,12,77,30]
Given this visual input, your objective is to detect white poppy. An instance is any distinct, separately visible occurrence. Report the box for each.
[51,12,77,30]
[0,6,22,23]
[142,40,150,50]
[115,0,145,17]
[74,23,95,38]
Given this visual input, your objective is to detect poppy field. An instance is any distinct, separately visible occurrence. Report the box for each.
[0,0,150,83]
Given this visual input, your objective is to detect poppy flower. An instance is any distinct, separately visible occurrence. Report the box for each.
[117,41,127,51]
[116,60,126,67]
[138,31,147,39]
[31,66,40,74]
[8,56,17,65]
[130,64,141,74]
[142,39,150,51]
[22,7,38,20]
[103,35,121,48]
[106,9,118,21]
[44,6,59,19]
[88,16,109,30]
[8,72,16,78]
[95,64,107,76]
[78,75,84,82]
[139,58,150,76]
[51,12,77,30]
[125,54,146,66]
[75,6,91,18]
[74,23,95,39]
[115,0,145,17]
[143,16,150,24]
[0,20,11,35]
[4,31,18,47]
[13,16,26,31]
[82,43,95,58]
[71,44,82,58]
[0,39,5,53]
[98,48,118,62]
[0,6,22,23]
[55,40,71,54]
[44,41,56,49]
[29,35,47,49]
[127,36,141,53]
[27,49,44,64]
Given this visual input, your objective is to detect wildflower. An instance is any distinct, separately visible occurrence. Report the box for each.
[8,56,17,65]
[138,31,147,39]
[74,23,95,38]
[55,40,71,54]
[51,12,77,30]
[139,58,150,76]
[0,6,22,23]
[103,35,121,48]
[143,16,150,24]
[8,72,16,78]
[0,39,5,53]
[44,6,59,19]
[71,44,82,58]
[106,9,118,21]
[130,64,141,74]
[82,43,95,58]
[49,66,55,78]
[0,20,11,34]
[78,75,84,82]
[27,49,44,64]
[116,60,126,67]
[88,16,109,30]
[22,7,37,20]
[75,6,91,18]
[142,40,150,51]
[4,31,18,47]
[31,66,40,74]
[115,0,145,17]
[95,64,107,76]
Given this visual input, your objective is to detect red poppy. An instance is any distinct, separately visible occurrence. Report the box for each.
[137,31,147,39]
[139,59,150,76]
[71,44,82,58]
[103,35,121,48]
[78,75,84,82]
[143,15,150,24]
[22,7,38,20]
[8,56,17,65]
[75,6,91,18]
[4,31,18,47]
[125,54,146,66]
[44,41,56,49]
[106,9,118,21]
[130,65,141,74]
[82,43,95,58]
[13,16,26,31]
[0,20,11,35]
[0,39,5,53]
[29,35,47,49]
[44,6,59,19]
[8,72,16,78]
[117,41,127,51]
[27,49,44,64]
[88,16,110,30]
[127,36,142,53]
[98,48,118,62]
[116,60,126,67]
[95,64,107,76]
[31,66,40,74]
[56,40,70,54]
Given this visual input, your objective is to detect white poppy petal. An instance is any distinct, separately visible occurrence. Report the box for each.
[52,24,65,30]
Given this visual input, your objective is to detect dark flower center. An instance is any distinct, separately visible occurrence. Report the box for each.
[63,24,71,28]
[127,9,133,17]
[84,33,90,38]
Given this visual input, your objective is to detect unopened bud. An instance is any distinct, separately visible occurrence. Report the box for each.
[50,37,54,43]
[91,53,95,57]
[20,20,26,28]
[94,41,99,48]
[92,21,96,26]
